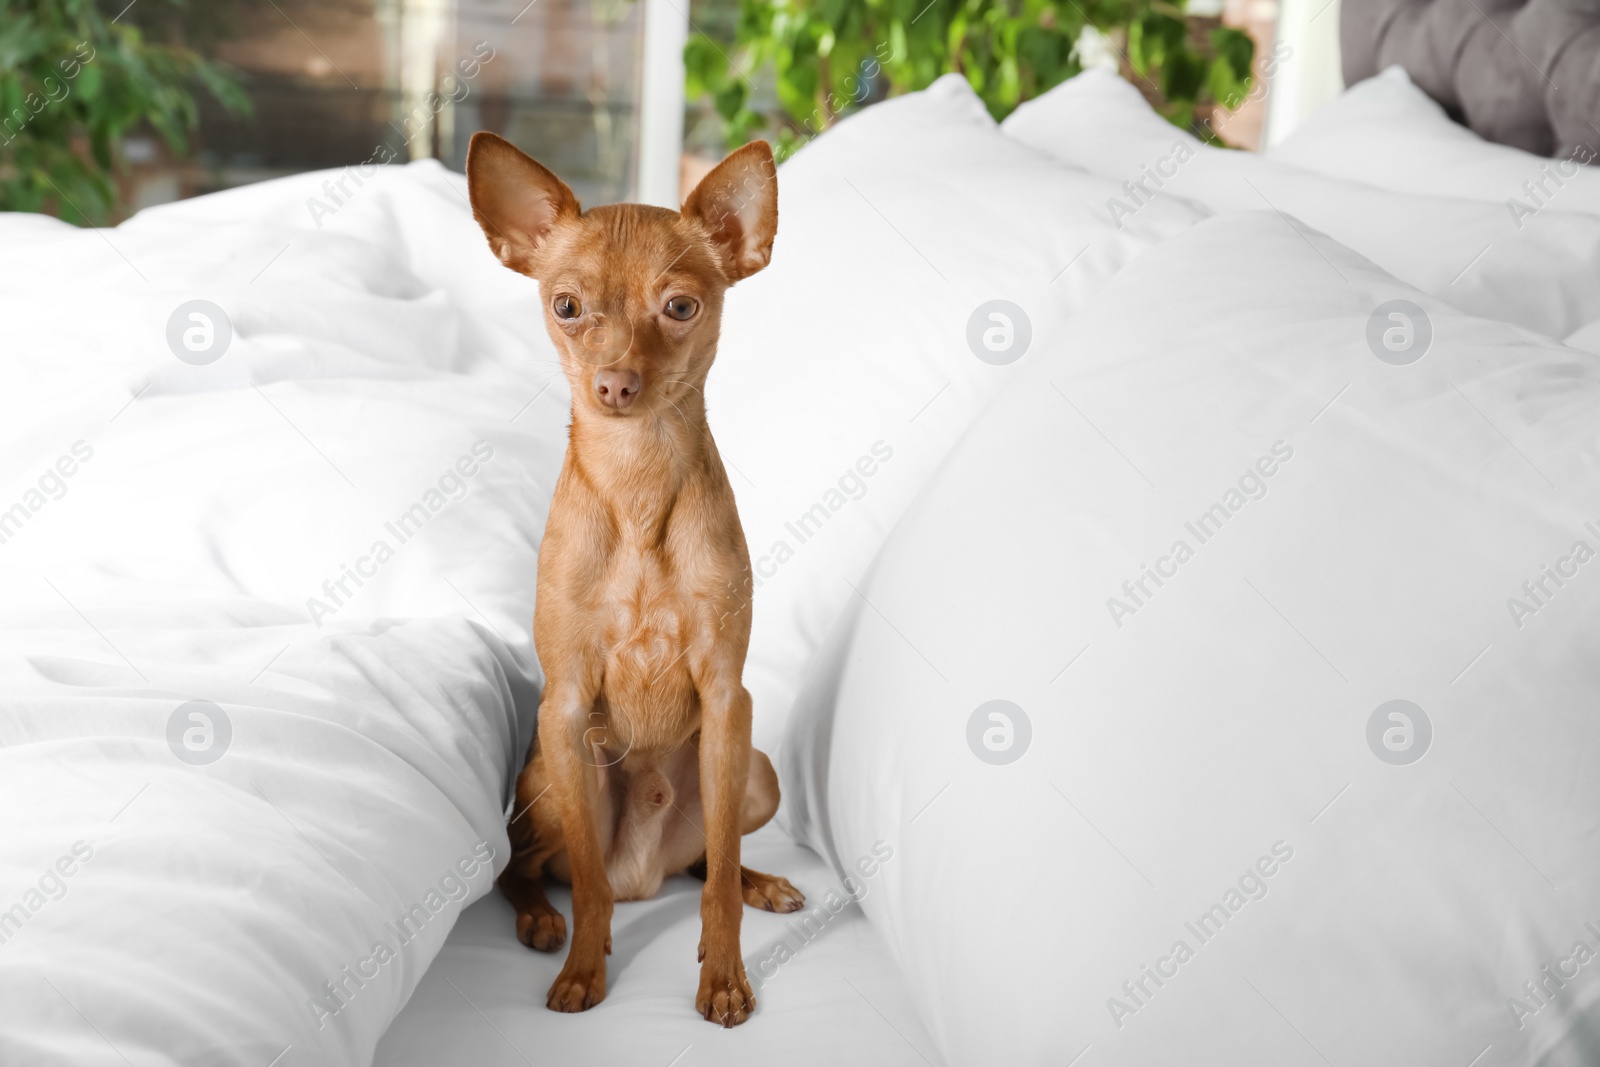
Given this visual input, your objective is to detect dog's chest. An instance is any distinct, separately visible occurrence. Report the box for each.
[596,543,701,745]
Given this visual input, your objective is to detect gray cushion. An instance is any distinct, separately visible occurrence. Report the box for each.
[1342,0,1600,155]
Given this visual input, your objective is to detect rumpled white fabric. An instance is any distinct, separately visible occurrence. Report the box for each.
[0,161,567,1066]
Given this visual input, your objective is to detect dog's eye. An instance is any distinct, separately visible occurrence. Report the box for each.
[553,294,582,319]
[665,296,698,321]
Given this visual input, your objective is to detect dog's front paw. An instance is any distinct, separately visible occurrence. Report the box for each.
[547,958,606,1012]
[517,909,566,952]
[696,957,756,1027]
[741,870,805,913]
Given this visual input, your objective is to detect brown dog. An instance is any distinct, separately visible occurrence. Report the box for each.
[465,133,804,1027]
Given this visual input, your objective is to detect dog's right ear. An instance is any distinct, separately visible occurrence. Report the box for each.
[466,132,580,277]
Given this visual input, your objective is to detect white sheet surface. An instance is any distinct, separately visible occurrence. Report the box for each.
[374,826,940,1066]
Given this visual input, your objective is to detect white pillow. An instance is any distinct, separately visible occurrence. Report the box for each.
[712,74,1211,752]
[1000,67,1600,339]
[781,209,1600,1065]
[1271,66,1600,216]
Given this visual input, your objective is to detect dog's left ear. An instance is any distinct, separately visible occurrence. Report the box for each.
[682,141,778,283]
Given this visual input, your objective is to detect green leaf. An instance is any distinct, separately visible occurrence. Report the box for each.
[711,74,743,112]
[0,0,249,225]
[1210,25,1255,80]
[75,60,101,104]
[685,0,1255,152]
[685,33,730,98]
[1206,26,1254,110]
[1161,46,1203,105]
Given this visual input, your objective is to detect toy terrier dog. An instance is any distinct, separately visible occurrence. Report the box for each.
[466,132,803,1027]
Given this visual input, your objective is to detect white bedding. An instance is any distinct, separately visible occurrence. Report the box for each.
[780,208,1600,1065]
[1268,66,1600,217]
[0,162,565,1065]
[373,826,938,1066]
[1001,68,1600,339]
[7,63,1600,1067]
[714,75,1207,754]
[0,140,956,1063]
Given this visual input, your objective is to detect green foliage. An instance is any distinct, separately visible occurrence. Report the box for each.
[686,0,1254,158]
[0,0,249,224]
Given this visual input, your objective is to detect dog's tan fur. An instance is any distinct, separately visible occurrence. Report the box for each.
[466,132,801,1027]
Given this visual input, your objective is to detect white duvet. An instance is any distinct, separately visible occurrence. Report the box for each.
[6,65,1600,1067]
[0,163,566,1065]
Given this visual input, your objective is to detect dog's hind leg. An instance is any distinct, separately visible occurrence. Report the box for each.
[678,748,804,913]
[500,745,569,951]
[685,857,805,914]
[499,861,567,951]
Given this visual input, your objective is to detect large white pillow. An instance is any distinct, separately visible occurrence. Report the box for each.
[781,210,1600,1065]
[1271,66,1600,216]
[711,74,1211,752]
[1000,67,1600,339]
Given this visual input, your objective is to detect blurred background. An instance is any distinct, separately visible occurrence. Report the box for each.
[0,0,1342,225]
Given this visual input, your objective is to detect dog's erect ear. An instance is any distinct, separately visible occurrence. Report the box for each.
[681,140,778,283]
[466,132,580,276]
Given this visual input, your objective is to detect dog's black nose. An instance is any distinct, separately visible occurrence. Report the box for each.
[594,369,641,410]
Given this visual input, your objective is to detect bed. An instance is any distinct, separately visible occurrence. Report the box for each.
[4,8,1600,1065]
